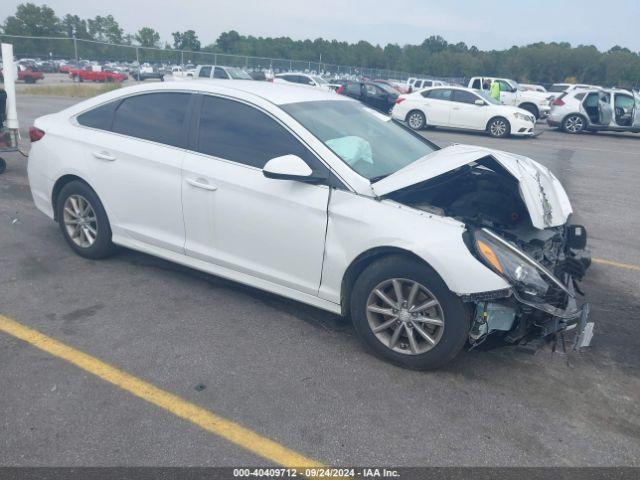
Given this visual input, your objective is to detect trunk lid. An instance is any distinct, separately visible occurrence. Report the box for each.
[371,144,573,229]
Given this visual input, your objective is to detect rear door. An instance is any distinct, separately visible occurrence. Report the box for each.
[181,94,332,294]
[449,89,488,129]
[498,80,517,106]
[421,88,454,125]
[77,91,192,252]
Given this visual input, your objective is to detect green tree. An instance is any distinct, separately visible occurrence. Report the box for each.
[2,2,61,36]
[135,27,160,48]
[172,30,200,51]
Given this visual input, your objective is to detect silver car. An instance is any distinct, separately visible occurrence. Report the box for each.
[547,88,640,134]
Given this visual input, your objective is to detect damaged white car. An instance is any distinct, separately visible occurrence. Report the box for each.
[27,81,593,369]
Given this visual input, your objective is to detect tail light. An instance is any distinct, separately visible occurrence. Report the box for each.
[336,85,345,95]
[552,93,567,106]
[395,97,406,105]
[29,127,45,142]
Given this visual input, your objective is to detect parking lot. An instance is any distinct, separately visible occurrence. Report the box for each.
[1,94,639,467]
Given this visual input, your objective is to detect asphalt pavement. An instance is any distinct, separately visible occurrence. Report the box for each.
[1,95,639,467]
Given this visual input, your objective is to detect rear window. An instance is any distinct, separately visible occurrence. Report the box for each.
[112,92,190,147]
[77,101,118,130]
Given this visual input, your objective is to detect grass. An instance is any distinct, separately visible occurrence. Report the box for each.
[14,82,123,98]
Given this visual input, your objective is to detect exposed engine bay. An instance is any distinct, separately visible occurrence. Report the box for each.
[386,155,593,350]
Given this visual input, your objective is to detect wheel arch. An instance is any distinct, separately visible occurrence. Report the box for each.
[339,246,441,317]
[51,174,93,221]
[485,115,511,132]
[405,108,426,124]
[518,102,539,117]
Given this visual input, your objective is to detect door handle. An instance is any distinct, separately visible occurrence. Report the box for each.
[186,178,218,191]
[92,151,116,161]
[452,107,460,110]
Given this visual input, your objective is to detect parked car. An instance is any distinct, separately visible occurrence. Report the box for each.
[248,70,274,81]
[336,80,399,113]
[69,66,127,83]
[374,79,410,94]
[392,86,536,138]
[0,64,44,84]
[547,88,640,134]
[468,76,553,119]
[170,66,195,78]
[407,78,448,91]
[274,73,332,91]
[26,80,592,370]
[131,66,164,81]
[195,65,253,80]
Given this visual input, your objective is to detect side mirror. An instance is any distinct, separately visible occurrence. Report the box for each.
[474,99,486,106]
[263,154,325,183]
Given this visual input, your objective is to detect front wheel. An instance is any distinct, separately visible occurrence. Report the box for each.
[56,181,116,259]
[350,255,469,370]
[562,114,586,134]
[406,110,426,130]
[519,103,539,120]
[487,117,510,138]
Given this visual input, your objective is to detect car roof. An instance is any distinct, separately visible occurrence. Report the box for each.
[69,79,349,111]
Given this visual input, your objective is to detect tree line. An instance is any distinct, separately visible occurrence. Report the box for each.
[2,2,639,87]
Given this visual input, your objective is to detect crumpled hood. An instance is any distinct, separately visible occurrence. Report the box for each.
[371,144,573,229]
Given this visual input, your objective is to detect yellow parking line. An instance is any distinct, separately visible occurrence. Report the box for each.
[592,257,640,272]
[0,314,323,469]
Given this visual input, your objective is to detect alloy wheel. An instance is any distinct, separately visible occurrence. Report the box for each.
[565,115,584,133]
[365,278,445,355]
[407,112,424,129]
[63,194,98,248]
[490,119,508,137]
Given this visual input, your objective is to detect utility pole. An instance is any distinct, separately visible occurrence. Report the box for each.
[73,35,78,63]
[181,50,184,67]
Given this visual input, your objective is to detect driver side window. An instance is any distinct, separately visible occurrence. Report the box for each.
[213,67,227,79]
[196,96,327,174]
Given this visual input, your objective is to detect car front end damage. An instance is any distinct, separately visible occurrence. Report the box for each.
[372,144,594,352]
[463,224,593,350]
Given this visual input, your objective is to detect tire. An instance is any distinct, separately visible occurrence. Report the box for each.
[350,255,469,370]
[487,116,510,138]
[0,158,6,174]
[562,114,586,134]
[24,77,35,84]
[519,103,539,120]
[406,110,426,130]
[55,180,116,260]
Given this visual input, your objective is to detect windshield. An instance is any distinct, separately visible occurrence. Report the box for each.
[227,67,252,80]
[282,100,437,180]
[476,90,501,105]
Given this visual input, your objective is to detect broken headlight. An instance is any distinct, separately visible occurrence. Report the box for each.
[473,228,570,297]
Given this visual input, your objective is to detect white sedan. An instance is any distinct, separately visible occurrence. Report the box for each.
[392,86,537,138]
[27,80,592,369]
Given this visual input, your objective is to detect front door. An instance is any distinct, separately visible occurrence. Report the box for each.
[449,90,488,130]
[181,95,331,294]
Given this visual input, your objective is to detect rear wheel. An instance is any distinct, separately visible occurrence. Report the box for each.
[350,255,469,370]
[487,117,510,138]
[562,114,586,133]
[56,181,116,259]
[406,110,426,130]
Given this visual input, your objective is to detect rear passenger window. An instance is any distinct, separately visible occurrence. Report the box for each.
[112,92,190,147]
[198,66,212,78]
[197,95,321,170]
[77,101,118,130]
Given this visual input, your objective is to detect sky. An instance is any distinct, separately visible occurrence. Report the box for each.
[3,0,640,52]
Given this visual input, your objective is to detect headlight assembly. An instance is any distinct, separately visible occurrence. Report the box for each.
[513,112,533,122]
[473,228,572,298]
